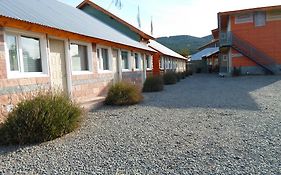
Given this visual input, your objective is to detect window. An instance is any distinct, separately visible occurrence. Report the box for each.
[160,57,164,69]
[70,43,89,71]
[165,58,169,69]
[134,53,140,69]
[7,35,19,71]
[22,36,42,72]
[267,9,281,21]
[122,51,129,70]
[97,48,110,70]
[146,55,152,69]
[235,13,253,24]
[6,34,43,73]
[255,12,266,27]
[222,55,228,61]
[169,59,172,69]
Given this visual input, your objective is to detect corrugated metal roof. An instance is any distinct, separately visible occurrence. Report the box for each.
[191,47,219,61]
[148,40,187,60]
[0,0,154,52]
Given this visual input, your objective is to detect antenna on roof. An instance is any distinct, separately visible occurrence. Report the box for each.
[150,16,154,36]
[108,0,122,10]
[137,5,141,28]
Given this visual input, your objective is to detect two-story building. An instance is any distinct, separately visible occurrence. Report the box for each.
[218,5,281,75]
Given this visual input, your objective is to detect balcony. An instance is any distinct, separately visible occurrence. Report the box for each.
[219,32,232,47]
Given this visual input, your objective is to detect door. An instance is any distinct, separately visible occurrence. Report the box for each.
[49,39,68,92]
[112,49,121,83]
[220,54,228,74]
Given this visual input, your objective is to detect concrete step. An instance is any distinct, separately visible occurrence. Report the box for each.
[80,96,106,112]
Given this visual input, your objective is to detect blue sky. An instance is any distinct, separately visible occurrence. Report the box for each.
[58,0,280,37]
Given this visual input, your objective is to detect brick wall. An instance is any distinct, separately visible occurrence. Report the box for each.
[71,73,114,102]
[231,15,281,66]
[122,71,143,87]
[71,43,115,102]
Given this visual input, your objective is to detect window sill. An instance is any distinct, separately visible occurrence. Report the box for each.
[122,69,131,72]
[7,72,48,79]
[98,70,113,74]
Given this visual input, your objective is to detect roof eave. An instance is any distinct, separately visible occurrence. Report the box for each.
[149,46,187,60]
[0,15,155,54]
[218,4,281,17]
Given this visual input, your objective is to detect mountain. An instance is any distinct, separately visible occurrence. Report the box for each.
[156,35,213,56]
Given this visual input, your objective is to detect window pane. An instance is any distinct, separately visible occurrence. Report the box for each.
[146,55,151,68]
[121,51,129,69]
[7,35,19,71]
[101,48,109,70]
[135,53,139,69]
[21,36,42,72]
[255,12,266,27]
[71,44,89,71]
[235,13,253,23]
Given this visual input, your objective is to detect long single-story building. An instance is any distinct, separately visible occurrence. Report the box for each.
[190,47,219,73]
[148,40,187,75]
[0,0,155,118]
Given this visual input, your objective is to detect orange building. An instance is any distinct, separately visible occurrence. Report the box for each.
[218,5,281,75]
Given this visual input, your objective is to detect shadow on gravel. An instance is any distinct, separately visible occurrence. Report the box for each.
[0,144,36,155]
[142,74,281,111]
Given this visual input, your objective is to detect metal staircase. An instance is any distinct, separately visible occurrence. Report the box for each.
[220,32,278,74]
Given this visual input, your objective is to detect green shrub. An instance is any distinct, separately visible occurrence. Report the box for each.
[186,70,193,76]
[176,73,181,82]
[0,92,83,145]
[181,72,186,79]
[163,72,177,85]
[105,82,143,105]
[143,76,164,92]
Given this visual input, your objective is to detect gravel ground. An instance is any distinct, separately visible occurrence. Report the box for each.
[0,74,281,174]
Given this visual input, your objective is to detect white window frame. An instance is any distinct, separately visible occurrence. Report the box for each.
[165,57,168,69]
[121,50,131,72]
[146,55,152,70]
[235,13,253,24]
[4,28,48,79]
[96,45,112,73]
[266,9,281,21]
[70,40,93,75]
[254,11,266,27]
[160,56,164,69]
[134,52,141,70]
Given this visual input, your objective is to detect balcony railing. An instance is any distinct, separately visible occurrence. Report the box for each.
[219,31,278,74]
[219,32,232,47]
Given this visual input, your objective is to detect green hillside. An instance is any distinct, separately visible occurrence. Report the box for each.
[156,35,213,56]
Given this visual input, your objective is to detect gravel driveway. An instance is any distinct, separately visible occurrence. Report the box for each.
[1,74,281,174]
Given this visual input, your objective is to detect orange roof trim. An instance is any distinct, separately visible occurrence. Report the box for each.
[77,0,154,41]
[218,5,281,16]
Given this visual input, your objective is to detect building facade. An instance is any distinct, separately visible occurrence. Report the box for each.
[218,5,281,75]
[0,0,154,120]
